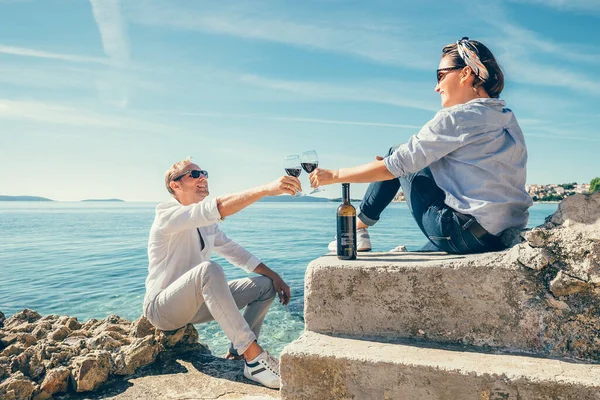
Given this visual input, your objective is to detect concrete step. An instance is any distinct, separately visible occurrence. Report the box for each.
[304,252,600,361]
[280,331,600,400]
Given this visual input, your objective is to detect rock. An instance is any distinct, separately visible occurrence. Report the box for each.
[70,351,111,392]
[9,323,36,334]
[113,335,159,376]
[1,343,25,358]
[40,366,71,395]
[92,316,129,337]
[38,315,58,324]
[0,311,5,328]
[0,363,7,380]
[389,245,407,252]
[523,229,552,248]
[544,293,571,311]
[0,310,256,398]
[0,371,36,400]
[156,324,199,348]
[31,391,52,400]
[31,323,52,340]
[65,317,81,331]
[505,243,552,271]
[3,310,41,331]
[545,192,600,234]
[88,332,122,351]
[549,270,592,297]
[10,347,45,380]
[1,333,20,348]
[130,316,155,338]
[18,333,37,348]
[80,318,100,331]
[48,345,77,369]
[48,327,70,342]
[500,227,525,248]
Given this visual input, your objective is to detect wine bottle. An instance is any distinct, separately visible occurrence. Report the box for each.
[337,183,357,260]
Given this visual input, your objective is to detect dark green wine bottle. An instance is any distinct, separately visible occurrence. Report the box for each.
[337,183,357,260]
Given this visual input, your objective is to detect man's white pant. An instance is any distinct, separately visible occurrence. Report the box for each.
[146,261,276,355]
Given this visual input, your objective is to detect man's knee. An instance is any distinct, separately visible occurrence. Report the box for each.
[195,261,225,282]
[255,276,276,300]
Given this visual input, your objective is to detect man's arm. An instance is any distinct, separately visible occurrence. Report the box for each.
[253,263,291,305]
[216,175,301,218]
[212,228,292,305]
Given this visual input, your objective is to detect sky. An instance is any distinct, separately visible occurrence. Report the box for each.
[0,0,599,202]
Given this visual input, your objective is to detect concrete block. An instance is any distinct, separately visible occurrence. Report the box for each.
[304,252,600,361]
[281,331,600,400]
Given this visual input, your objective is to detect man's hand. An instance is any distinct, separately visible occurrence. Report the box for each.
[272,275,291,305]
[263,176,302,196]
[309,168,339,188]
[253,263,292,305]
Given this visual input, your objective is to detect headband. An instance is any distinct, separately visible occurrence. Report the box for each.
[456,37,489,81]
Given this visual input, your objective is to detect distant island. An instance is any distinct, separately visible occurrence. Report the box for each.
[259,195,329,203]
[0,195,54,202]
[259,196,366,203]
[81,198,125,202]
[329,197,363,202]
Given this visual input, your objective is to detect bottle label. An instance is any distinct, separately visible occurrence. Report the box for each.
[337,215,356,259]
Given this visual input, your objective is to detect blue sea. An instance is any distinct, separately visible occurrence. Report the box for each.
[0,201,557,356]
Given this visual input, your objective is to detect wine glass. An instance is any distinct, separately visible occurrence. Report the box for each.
[284,155,302,196]
[301,150,323,194]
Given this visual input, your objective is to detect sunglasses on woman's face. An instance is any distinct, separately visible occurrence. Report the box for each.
[173,169,209,181]
[436,66,463,83]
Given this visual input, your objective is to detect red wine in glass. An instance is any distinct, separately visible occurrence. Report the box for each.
[301,150,323,194]
[284,155,302,196]
[301,163,317,173]
[285,168,302,177]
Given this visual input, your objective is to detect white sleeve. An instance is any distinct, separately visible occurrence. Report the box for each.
[212,226,261,273]
[157,198,222,234]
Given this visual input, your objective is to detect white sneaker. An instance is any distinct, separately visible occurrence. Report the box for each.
[328,228,372,252]
[243,351,281,389]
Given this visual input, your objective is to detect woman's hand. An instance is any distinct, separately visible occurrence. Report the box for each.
[309,168,339,188]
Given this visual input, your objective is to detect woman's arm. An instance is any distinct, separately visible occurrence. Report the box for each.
[309,157,394,188]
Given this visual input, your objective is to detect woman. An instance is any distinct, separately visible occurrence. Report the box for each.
[310,37,532,254]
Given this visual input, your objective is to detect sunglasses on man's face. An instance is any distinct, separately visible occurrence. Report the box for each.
[173,169,209,181]
[436,66,463,83]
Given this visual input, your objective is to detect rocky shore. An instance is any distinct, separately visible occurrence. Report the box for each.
[0,312,276,399]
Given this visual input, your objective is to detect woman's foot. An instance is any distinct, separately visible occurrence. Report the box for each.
[328,228,372,252]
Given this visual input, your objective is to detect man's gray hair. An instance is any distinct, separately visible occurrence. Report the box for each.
[165,156,193,195]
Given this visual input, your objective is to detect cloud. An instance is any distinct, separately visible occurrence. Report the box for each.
[156,111,422,130]
[472,3,600,96]
[123,1,439,70]
[0,99,122,127]
[239,74,439,112]
[0,45,109,64]
[90,0,131,106]
[0,99,173,133]
[90,0,129,67]
[519,118,600,142]
[506,0,600,14]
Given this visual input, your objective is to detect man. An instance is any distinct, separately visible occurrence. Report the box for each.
[143,157,301,389]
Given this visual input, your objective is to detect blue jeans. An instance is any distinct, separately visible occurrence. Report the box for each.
[358,146,504,254]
